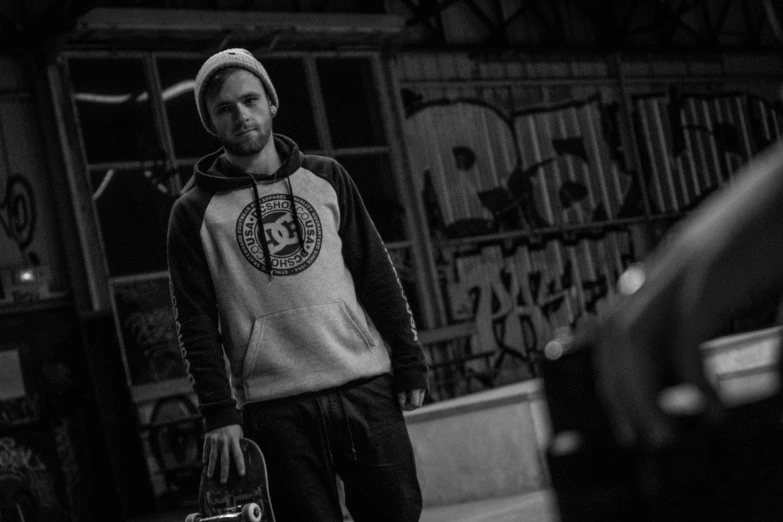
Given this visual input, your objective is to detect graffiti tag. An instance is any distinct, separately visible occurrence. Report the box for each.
[0,437,46,472]
[0,174,36,251]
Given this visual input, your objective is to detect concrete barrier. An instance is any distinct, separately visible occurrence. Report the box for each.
[405,326,783,508]
[405,379,551,507]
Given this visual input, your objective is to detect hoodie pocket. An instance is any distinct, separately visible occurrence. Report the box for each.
[337,301,375,347]
[242,301,376,380]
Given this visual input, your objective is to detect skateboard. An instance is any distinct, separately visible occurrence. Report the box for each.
[185,438,276,522]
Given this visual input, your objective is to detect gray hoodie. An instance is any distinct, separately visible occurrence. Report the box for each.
[167,134,428,430]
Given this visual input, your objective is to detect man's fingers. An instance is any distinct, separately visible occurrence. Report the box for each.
[206,438,218,478]
[411,389,426,408]
[220,439,231,484]
[397,390,426,411]
[232,437,246,477]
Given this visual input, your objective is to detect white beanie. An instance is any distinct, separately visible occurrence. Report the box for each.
[194,48,279,135]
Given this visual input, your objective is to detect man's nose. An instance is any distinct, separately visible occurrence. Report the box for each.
[235,104,251,122]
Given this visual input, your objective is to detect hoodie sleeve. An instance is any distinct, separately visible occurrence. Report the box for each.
[332,162,429,393]
[167,193,241,431]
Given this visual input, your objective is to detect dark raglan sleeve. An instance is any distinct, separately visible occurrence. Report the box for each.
[167,194,241,431]
[331,161,429,393]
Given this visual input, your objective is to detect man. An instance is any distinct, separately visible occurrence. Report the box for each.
[167,48,427,521]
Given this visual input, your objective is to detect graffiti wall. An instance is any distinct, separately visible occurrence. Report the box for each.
[635,91,783,213]
[0,434,70,521]
[0,93,68,301]
[402,64,783,390]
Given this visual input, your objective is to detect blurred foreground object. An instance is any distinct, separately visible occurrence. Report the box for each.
[543,326,783,522]
[543,138,783,521]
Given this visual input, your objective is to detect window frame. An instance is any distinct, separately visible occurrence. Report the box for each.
[59,48,437,397]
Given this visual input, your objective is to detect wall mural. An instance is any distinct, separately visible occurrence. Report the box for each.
[406,95,638,236]
[0,435,69,522]
[635,91,782,213]
[404,89,783,394]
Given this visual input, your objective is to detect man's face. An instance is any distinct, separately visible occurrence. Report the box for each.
[206,69,274,156]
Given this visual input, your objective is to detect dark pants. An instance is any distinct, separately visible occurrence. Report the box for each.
[243,374,423,522]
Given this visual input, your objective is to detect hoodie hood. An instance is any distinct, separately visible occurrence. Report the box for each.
[191,134,304,282]
[192,134,301,194]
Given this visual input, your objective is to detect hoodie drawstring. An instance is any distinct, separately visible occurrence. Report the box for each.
[247,174,302,282]
[316,391,358,465]
[248,174,273,280]
[338,391,358,461]
[286,176,303,245]
[316,397,335,467]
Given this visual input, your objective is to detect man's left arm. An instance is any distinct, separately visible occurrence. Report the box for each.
[334,163,428,408]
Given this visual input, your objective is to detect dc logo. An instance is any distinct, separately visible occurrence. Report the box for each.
[236,194,322,275]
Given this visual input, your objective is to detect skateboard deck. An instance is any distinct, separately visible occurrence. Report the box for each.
[185,438,276,522]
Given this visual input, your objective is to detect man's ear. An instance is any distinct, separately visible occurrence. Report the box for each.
[271,105,277,117]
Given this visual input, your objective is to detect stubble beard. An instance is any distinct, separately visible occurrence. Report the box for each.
[221,123,272,157]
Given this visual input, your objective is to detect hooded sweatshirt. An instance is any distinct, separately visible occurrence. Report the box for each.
[167,134,428,430]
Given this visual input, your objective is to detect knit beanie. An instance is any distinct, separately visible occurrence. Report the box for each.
[194,48,279,135]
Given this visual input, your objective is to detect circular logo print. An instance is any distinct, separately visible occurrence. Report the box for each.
[236,194,322,275]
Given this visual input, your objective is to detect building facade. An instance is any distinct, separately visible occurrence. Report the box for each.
[0,0,781,518]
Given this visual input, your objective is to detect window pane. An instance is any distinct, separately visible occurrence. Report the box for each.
[113,277,185,386]
[318,58,386,148]
[336,154,405,241]
[90,166,173,276]
[262,58,319,151]
[69,58,162,164]
[157,58,221,159]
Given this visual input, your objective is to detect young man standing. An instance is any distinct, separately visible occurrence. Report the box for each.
[167,48,428,521]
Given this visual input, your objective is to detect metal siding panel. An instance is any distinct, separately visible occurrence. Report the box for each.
[637,98,668,214]
[398,52,782,392]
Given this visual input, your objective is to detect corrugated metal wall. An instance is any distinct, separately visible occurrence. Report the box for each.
[636,92,783,213]
[396,51,783,393]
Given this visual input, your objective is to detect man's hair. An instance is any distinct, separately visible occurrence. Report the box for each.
[203,67,243,109]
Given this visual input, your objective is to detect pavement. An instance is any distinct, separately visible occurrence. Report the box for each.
[129,490,558,522]
[420,490,557,522]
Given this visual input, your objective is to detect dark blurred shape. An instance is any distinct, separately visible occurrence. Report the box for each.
[559,180,588,209]
[452,145,476,170]
[542,330,783,522]
[553,137,588,163]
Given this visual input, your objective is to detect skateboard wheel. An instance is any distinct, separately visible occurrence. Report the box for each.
[242,502,262,522]
[185,513,202,522]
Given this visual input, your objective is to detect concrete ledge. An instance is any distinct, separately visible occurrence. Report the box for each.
[405,380,551,507]
[404,327,783,508]
[405,379,544,425]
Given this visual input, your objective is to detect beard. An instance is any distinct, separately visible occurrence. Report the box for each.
[220,122,272,157]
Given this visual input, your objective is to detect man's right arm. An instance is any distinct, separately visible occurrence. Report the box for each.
[167,197,241,430]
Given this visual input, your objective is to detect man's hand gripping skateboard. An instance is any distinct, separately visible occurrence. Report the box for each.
[186,425,275,522]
